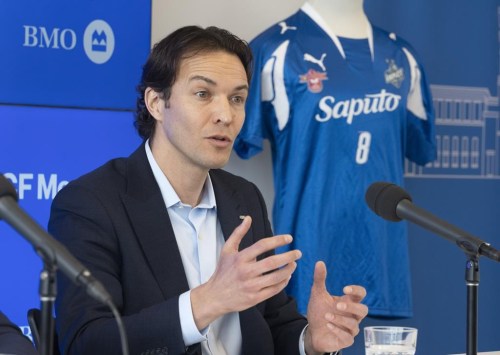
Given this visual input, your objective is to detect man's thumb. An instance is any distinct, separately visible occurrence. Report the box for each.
[312,261,327,291]
[223,216,252,253]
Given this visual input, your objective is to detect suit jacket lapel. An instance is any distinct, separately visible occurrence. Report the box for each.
[211,170,254,251]
[211,170,276,354]
[122,144,190,299]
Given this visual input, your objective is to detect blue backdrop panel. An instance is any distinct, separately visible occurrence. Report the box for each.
[339,1,500,354]
[0,0,151,110]
[0,104,141,338]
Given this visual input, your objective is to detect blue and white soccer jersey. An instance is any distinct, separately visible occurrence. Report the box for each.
[234,3,436,317]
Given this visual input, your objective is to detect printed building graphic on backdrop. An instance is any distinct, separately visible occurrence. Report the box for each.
[405,8,500,180]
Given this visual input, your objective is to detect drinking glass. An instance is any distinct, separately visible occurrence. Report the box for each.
[364,326,418,355]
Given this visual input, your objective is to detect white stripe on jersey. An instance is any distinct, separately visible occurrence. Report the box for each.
[261,40,290,130]
[403,47,427,120]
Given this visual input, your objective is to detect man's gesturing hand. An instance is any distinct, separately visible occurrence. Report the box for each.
[305,262,368,355]
[191,216,302,330]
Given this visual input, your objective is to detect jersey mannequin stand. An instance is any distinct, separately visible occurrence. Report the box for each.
[307,2,482,355]
[307,0,369,38]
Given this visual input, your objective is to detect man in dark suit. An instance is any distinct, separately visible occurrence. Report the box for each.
[49,26,368,355]
[0,311,38,355]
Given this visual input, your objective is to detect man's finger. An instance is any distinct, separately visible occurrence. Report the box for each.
[222,216,252,253]
[342,285,367,302]
[253,250,302,276]
[312,261,327,292]
[239,234,294,261]
[255,261,297,290]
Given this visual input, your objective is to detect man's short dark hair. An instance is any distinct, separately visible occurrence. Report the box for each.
[135,26,253,140]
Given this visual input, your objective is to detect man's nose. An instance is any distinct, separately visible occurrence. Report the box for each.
[213,98,233,125]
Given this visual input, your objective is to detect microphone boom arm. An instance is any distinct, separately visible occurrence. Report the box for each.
[397,199,500,262]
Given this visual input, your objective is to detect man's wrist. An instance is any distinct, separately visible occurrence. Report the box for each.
[303,325,321,355]
[303,324,340,355]
[190,283,221,330]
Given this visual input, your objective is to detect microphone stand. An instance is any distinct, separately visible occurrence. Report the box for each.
[465,255,479,355]
[39,261,57,355]
[366,183,500,355]
[394,200,500,355]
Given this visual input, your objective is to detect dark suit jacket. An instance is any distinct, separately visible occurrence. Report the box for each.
[49,144,307,355]
[0,311,38,355]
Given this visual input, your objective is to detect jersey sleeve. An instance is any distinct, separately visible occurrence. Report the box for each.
[233,38,268,159]
[234,32,291,159]
[397,35,437,165]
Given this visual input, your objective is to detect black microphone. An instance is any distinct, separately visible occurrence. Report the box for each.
[0,174,113,304]
[365,181,500,262]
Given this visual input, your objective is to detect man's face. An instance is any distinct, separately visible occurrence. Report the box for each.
[151,51,248,173]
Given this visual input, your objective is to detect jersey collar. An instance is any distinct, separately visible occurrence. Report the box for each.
[301,2,374,62]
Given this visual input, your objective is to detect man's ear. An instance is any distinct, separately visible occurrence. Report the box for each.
[144,87,165,121]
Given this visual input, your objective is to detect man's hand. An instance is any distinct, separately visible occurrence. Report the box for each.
[191,216,302,330]
[305,261,368,355]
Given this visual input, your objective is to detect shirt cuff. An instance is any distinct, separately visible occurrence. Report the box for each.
[299,324,340,355]
[178,290,210,346]
[299,325,307,355]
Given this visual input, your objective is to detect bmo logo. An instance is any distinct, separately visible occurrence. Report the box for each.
[22,19,115,64]
[23,25,77,50]
[83,20,115,64]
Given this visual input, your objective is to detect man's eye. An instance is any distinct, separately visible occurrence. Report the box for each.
[196,91,209,99]
[232,96,246,104]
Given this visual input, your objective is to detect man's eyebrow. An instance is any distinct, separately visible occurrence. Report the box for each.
[189,75,216,85]
[234,85,249,92]
[189,75,249,92]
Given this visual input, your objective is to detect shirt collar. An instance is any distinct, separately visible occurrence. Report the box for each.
[145,140,216,209]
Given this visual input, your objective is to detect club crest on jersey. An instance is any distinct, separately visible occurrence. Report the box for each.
[384,59,404,88]
[300,69,328,93]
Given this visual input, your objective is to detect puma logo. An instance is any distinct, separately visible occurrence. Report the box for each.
[278,21,297,35]
[304,53,327,72]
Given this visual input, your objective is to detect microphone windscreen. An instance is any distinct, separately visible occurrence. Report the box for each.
[365,182,412,222]
[0,174,18,201]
